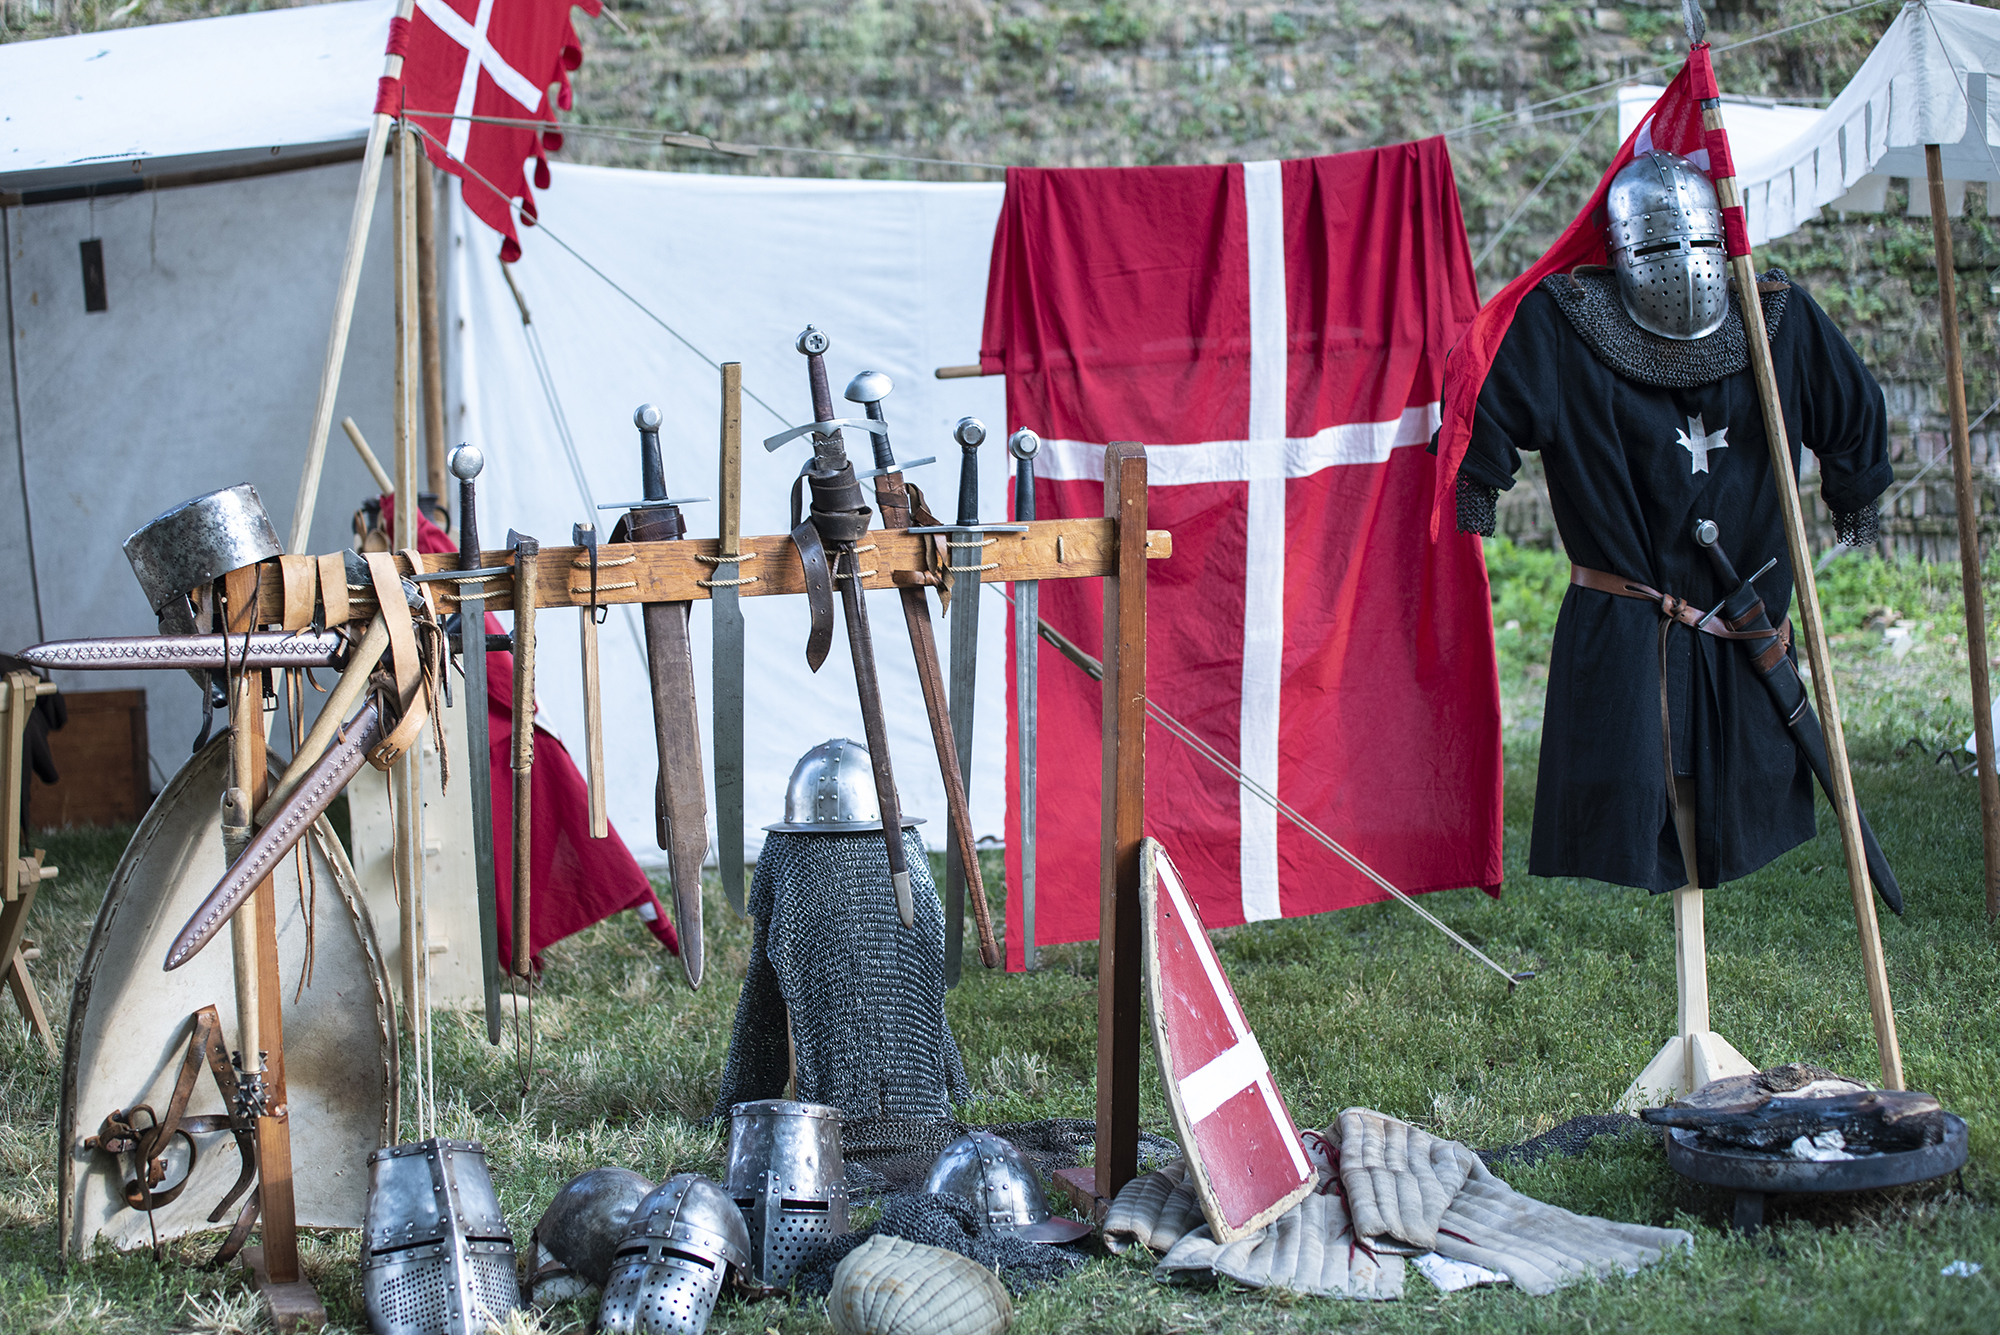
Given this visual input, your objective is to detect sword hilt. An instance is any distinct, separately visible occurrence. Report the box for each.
[636,403,668,502]
[1009,429,1041,524]
[450,444,483,571]
[953,417,985,529]
[845,370,897,472]
[796,326,848,473]
[1693,518,1740,587]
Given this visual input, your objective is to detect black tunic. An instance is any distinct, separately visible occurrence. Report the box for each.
[1458,277,1891,891]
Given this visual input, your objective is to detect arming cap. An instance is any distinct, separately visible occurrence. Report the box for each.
[923,1131,1092,1244]
[1603,149,1729,341]
[764,738,925,833]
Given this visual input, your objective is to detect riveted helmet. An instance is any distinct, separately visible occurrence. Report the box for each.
[724,1099,850,1287]
[1604,150,1729,341]
[360,1138,522,1335]
[529,1167,655,1301]
[598,1175,751,1335]
[923,1131,1092,1244]
[764,738,925,833]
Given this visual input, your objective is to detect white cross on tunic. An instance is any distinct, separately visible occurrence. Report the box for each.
[1677,413,1728,474]
[417,0,545,161]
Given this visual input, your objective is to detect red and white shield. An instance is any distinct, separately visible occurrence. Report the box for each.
[1143,837,1314,1241]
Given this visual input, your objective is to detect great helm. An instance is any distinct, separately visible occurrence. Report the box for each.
[598,1175,751,1335]
[360,1138,522,1335]
[1604,149,1729,341]
[923,1130,1092,1244]
[529,1167,656,1301]
[724,1099,850,1287]
[763,738,925,833]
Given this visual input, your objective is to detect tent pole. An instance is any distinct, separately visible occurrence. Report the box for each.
[286,0,418,554]
[1925,144,2000,918]
[1705,102,1903,1090]
[416,161,448,525]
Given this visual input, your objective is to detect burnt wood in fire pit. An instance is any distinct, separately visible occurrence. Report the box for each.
[1664,1114,1967,1235]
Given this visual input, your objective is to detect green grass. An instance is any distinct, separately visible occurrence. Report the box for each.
[7,553,2000,1331]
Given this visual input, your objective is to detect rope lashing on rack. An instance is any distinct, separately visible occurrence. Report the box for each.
[695,548,760,590]
[568,551,638,597]
[946,536,1001,574]
[1007,591,1529,988]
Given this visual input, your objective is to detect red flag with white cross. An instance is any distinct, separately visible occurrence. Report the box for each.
[379,0,601,260]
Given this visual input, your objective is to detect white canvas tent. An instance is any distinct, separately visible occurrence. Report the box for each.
[2,0,1013,860]
[1620,0,2000,244]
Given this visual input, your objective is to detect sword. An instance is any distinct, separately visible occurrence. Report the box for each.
[15,631,349,673]
[1693,518,1903,914]
[1009,428,1042,970]
[713,363,748,917]
[910,418,1026,983]
[843,371,1001,968]
[449,444,504,1041]
[765,326,914,926]
[609,403,710,987]
[508,530,538,978]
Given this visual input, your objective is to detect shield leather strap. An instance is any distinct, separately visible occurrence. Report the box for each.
[361,551,434,770]
[1570,563,1792,887]
[278,555,317,632]
[317,552,350,627]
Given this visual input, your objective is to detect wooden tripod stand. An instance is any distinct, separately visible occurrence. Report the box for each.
[1,669,60,1057]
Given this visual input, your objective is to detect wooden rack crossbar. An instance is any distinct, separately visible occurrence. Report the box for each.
[258,517,1171,622]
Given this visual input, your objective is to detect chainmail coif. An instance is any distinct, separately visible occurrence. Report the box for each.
[714,829,971,1120]
[1542,266,1791,389]
[791,1191,1089,1297]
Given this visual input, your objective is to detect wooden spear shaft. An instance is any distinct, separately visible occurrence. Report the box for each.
[287,0,418,554]
[1705,103,1903,1090]
[1924,144,2000,919]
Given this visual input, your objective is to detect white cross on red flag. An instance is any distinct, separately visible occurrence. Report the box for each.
[380,0,601,260]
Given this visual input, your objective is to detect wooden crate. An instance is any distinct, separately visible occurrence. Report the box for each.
[29,689,150,830]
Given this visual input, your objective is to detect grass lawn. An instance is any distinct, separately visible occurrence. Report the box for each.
[5,543,2000,1332]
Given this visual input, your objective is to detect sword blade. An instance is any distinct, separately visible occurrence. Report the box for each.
[1015,577,1038,969]
[20,631,346,673]
[644,599,709,986]
[459,589,503,1041]
[715,361,747,917]
[165,699,383,970]
[944,564,979,984]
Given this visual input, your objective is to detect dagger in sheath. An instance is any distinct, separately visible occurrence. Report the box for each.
[1693,518,1903,915]
[449,445,505,1041]
[909,418,1027,983]
[609,403,711,987]
[843,372,1001,968]
[1009,428,1042,970]
[763,325,916,926]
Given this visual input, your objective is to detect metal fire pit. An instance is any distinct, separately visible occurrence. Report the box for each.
[1665,1113,1967,1234]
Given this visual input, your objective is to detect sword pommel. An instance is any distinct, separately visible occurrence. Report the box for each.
[954,418,985,529]
[846,371,896,470]
[797,326,830,357]
[636,403,669,502]
[1693,518,1720,549]
[1692,517,1742,588]
[1007,428,1042,462]
[448,443,485,482]
[954,418,986,450]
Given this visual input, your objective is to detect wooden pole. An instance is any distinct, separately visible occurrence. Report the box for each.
[223,568,302,1285]
[287,0,418,554]
[415,160,448,521]
[392,125,429,1046]
[1095,442,1147,1204]
[1925,144,2000,918]
[1706,103,1903,1090]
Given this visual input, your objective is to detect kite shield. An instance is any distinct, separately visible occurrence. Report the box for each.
[1141,837,1314,1243]
[58,736,397,1258]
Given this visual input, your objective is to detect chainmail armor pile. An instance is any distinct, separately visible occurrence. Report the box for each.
[715,829,971,1121]
[792,1192,1087,1297]
[1832,503,1881,548]
[1542,267,1792,388]
[1456,475,1499,537]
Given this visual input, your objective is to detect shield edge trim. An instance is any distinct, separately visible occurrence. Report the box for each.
[1140,836,1313,1244]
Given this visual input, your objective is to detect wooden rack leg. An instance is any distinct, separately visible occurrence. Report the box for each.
[2,674,59,1055]
[1095,443,1148,1205]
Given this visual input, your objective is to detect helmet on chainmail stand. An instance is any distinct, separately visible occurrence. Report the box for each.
[528,1167,655,1303]
[1605,150,1729,341]
[725,1100,850,1287]
[361,1139,522,1335]
[598,1175,751,1335]
[924,1131,1092,1244]
[714,738,969,1129]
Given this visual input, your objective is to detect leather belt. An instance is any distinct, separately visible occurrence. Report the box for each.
[1571,564,1792,674]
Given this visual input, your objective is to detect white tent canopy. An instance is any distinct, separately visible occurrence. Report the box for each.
[1619,0,2000,245]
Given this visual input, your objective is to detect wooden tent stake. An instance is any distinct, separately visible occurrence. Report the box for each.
[286,0,418,554]
[1925,143,2000,918]
[1707,102,1903,1090]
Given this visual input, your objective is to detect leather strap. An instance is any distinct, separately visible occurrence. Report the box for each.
[278,555,316,632]
[1571,564,1791,660]
[317,552,350,628]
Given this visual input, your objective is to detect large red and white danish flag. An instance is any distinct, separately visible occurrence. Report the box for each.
[380,0,600,260]
[988,143,1503,963]
[1143,838,1313,1240]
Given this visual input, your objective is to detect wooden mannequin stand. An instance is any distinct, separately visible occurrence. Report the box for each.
[1,670,61,1056]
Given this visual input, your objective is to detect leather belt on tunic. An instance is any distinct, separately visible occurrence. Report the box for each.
[1570,563,1794,891]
